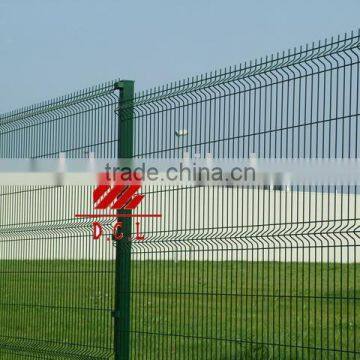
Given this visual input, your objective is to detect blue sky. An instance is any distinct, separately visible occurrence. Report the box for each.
[0,0,359,113]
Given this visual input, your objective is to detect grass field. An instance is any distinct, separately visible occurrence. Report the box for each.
[0,260,359,359]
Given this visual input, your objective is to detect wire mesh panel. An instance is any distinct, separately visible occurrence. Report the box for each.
[128,30,360,359]
[0,30,359,359]
[0,83,119,359]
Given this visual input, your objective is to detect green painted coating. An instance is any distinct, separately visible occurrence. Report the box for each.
[114,80,134,360]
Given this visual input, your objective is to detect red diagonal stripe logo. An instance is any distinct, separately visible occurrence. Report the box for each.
[94,185,127,209]
[124,194,145,210]
[111,185,142,210]
[93,185,111,203]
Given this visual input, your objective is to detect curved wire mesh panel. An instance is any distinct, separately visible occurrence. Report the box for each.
[127,30,360,359]
[0,30,360,359]
[0,82,119,359]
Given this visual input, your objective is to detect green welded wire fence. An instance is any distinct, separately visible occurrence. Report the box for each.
[0,29,360,359]
[0,81,121,359]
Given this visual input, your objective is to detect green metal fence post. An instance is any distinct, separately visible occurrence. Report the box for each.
[114,80,135,360]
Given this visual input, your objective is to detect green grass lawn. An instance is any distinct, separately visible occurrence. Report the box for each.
[0,260,359,359]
